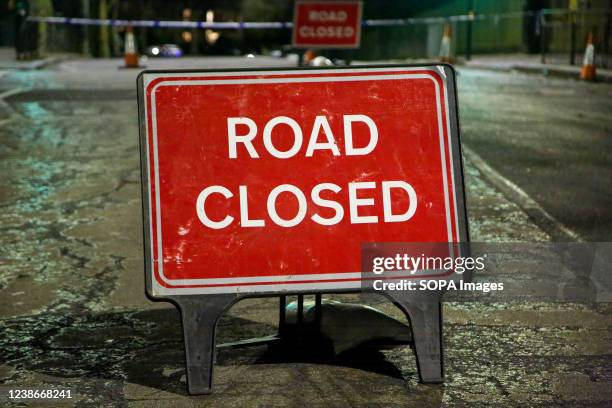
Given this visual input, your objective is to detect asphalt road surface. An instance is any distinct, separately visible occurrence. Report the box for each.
[3,58,609,241]
[0,57,610,407]
[458,69,612,241]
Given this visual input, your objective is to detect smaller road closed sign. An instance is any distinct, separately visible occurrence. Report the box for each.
[293,0,362,48]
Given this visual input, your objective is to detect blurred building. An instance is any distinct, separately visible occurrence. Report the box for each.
[359,0,611,60]
[0,0,609,60]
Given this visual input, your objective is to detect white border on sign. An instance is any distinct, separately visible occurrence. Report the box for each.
[143,68,458,295]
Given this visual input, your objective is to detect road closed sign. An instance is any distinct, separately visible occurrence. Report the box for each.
[137,66,467,297]
[293,0,362,48]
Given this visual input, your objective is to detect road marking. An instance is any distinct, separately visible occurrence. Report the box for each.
[0,87,27,100]
[0,87,27,126]
[462,145,583,242]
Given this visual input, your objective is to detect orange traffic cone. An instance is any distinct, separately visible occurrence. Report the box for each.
[580,32,596,81]
[304,49,317,65]
[124,25,139,68]
[439,24,453,64]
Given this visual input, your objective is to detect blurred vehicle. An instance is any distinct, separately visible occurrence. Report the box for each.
[144,44,183,58]
[309,56,333,67]
[244,51,262,59]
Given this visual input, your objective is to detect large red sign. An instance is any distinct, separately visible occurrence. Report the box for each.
[138,66,465,296]
[292,0,362,48]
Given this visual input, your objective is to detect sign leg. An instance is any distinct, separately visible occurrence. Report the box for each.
[314,293,322,329]
[279,295,287,337]
[297,294,304,325]
[385,292,443,383]
[407,300,443,383]
[174,294,236,395]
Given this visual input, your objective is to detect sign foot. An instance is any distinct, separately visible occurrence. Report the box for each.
[175,295,236,395]
[385,292,443,383]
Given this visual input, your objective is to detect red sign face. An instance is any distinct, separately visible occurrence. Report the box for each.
[293,0,362,48]
[139,66,465,296]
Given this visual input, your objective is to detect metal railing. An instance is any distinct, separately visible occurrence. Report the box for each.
[537,9,611,67]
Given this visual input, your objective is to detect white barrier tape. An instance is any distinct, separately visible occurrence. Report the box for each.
[26,17,294,29]
[24,14,521,29]
[27,9,608,30]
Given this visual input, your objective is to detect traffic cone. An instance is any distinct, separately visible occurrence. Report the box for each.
[580,32,596,81]
[124,25,139,68]
[439,24,453,64]
[304,49,317,65]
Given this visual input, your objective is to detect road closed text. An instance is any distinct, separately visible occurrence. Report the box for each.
[195,114,418,229]
[293,1,361,48]
[299,6,355,40]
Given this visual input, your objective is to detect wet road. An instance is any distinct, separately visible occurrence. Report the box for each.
[459,69,612,241]
[3,60,610,241]
[0,58,611,407]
